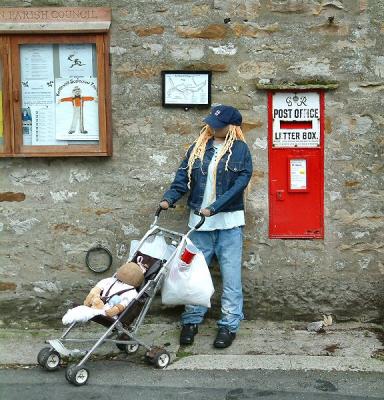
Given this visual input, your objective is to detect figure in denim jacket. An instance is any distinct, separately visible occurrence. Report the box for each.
[160,105,253,349]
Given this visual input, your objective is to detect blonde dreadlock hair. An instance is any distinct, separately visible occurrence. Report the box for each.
[186,124,246,199]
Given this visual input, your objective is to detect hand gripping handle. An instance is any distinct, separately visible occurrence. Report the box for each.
[193,210,206,230]
[155,204,176,217]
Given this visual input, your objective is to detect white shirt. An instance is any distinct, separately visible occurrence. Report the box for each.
[188,142,245,231]
[96,277,137,308]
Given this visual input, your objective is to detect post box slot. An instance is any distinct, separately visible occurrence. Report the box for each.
[280,120,313,130]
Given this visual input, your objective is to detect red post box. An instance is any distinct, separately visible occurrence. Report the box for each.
[268,91,324,239]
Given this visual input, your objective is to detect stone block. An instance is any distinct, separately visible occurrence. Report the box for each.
[9,169,50,185]
[372,56,384,79]
[9,218,40,235]
[359,0,368,13]
[242,120,263,133]
[232,22,279,37]
[267,0,345,15]
[310,21,350,36]
[251,170,265,185]
[349,82,384,94]
[0,282,17,291]
[50,223,87,235]
[134,25,164,37]
[170,44,205,61]
[192,4,211,16]
[288,58,331,77]
[252,137,268,150]
[109,45,127,56]
[325,117,333,134]
[209,43,237,56]
[213,0,261,19]
[184,63,228,72]
[312,0,345,15]
[267,0,319,13]
[176,24,228,39]
[163,118,193,136]
[142,43,163,55]
[237,61,276,79]
[0,192,26,202]
[69,169,92,183]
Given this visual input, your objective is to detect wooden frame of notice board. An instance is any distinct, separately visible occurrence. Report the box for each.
[0,7,112,157]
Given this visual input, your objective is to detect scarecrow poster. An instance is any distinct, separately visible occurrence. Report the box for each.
[55,78,99,141]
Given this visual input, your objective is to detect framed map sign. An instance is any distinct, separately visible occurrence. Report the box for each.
[162,70,211,108]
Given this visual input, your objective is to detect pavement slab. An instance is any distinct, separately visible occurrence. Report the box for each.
[168,355,384,372]
[0,319,383,372]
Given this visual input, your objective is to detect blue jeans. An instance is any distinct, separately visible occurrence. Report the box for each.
[181,227,244,333]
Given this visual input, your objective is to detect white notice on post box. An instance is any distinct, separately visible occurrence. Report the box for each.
[273,92,320,148]
[290,159,307,190]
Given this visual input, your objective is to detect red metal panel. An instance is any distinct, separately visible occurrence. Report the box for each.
[280,120,312,130]
[268,91,324,239]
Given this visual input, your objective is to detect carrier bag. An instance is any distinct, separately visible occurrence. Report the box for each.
[129,234,171,261]
[161,238,214,307]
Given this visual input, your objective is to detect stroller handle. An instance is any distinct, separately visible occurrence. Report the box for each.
[193,210,206,230]
[155,204,175,217]
[152,204,176,227]
[153,206,205,230]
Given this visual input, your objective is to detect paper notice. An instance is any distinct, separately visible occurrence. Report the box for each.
[290,159,307,190]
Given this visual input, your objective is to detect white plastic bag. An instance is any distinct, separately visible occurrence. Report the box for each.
[129,234,171,260]
[161,238,214,307]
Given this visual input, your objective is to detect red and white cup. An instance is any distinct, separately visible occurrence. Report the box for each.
[180,243,198,264]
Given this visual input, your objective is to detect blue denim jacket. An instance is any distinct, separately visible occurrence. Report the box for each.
[162,139,253,215]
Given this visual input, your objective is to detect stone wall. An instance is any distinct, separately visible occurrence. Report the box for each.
[0,0,383,327]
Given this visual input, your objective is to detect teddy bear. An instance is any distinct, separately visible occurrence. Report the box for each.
[83,287,105,309]
[83,260,146,318]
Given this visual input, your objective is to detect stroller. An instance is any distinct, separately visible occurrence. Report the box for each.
[36,207,205,386]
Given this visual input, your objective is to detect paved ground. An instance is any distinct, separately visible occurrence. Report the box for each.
[1,318,383,372]
[1,364,384,399]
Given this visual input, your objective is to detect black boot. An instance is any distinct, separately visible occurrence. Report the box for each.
[180,324,198,345]
[213,327,236,348]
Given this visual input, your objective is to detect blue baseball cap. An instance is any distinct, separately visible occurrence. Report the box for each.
[203,105,242,129]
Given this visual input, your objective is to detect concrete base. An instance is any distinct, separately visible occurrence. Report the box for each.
[0,319,383,372]
[168,355,384,372]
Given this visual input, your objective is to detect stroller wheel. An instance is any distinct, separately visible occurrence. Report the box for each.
[144,352,154,364]
[125,343,140,354]
[38,348,61,371]
[66,364,90,386]
[115,333,139,354]
[153,350,171,369]
[116,341,127,352]
[117,342,140,354]
[37,347,51,366]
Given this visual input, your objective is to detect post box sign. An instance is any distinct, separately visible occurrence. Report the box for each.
[272,92,320,148]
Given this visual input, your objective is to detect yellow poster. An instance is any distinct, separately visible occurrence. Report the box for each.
[0,91,3,138]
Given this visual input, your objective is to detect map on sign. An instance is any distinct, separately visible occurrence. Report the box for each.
[163,73,209,106]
